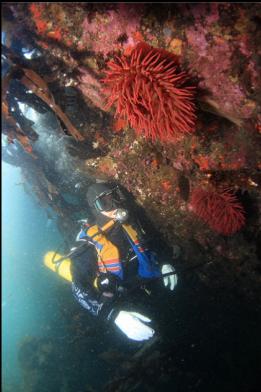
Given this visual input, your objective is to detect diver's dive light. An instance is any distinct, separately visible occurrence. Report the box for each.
[115,208,129,223]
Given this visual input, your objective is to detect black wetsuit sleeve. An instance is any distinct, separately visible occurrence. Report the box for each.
[70,245,117,321]
[71,282,116,320]
[132,217,174,265]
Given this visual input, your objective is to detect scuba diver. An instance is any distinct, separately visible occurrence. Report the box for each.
[67,182,178,342]
[69,182,178,341]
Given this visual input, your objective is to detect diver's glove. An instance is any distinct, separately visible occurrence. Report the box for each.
[161,264,178,291]
[114,310,155,341]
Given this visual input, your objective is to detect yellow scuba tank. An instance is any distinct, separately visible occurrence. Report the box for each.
[44,251,110,291]
[44,219,117,283]
[44,251,72,282]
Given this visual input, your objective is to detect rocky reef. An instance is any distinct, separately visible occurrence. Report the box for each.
[2,1,261,306]
[2,3,261,390]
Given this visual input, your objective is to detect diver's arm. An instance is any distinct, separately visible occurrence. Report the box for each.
[134,216,175,265]
[72,281,116,319]
[135,233,178,290]
[72,282,155,341]
[70,244,116,319]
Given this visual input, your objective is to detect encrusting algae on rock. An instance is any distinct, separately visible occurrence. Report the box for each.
[2,1,261,327]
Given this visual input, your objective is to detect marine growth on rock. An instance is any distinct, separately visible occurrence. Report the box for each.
[102,42,196,143]
[190,187,245,236]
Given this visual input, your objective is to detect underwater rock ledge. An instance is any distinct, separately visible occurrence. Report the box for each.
[2,2,261,307]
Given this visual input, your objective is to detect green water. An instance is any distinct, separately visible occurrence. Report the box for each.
[2,162,64,387]
[2,165,261,392]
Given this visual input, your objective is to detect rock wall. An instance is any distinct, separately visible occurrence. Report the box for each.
[2,3,261,305]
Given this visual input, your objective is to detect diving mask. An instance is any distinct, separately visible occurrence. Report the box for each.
[94,186,124,212]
